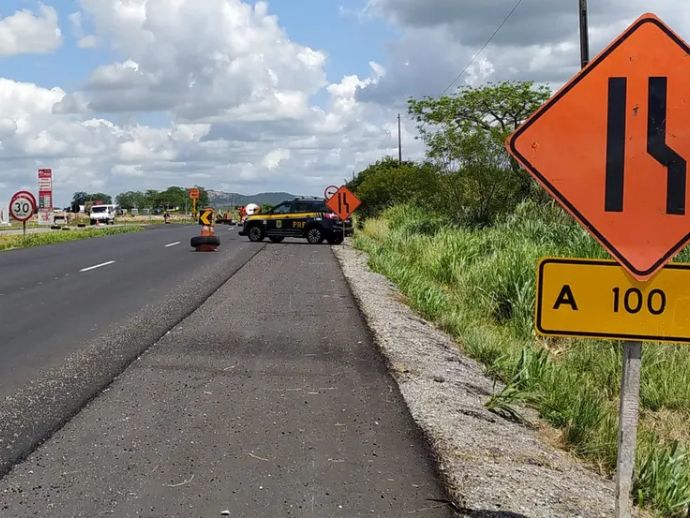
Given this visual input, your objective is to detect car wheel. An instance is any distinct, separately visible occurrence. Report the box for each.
[90,219,96,225]
[306,227,324,244]
[327,234,344,245]
[269,236,285,243]
[248,225,265,242]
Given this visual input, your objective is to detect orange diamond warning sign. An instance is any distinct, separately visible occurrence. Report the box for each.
[507,13,690,280]
[326,186,361,221]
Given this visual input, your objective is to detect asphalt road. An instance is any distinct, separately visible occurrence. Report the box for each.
[0,224,248,396]
[0,239,451,516]
[0,224,264,474]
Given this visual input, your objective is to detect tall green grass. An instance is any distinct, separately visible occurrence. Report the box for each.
[355,201,690,517]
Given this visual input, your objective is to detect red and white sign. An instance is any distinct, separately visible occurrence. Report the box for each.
[11,190,37,208]
[9,192,36,222]
[38,168,53,208]
[324,185,338,200]
[37,168,53,225]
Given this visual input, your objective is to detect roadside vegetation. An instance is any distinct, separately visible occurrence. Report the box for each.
[68,186,209,213]
[0,225,142,252]
[349,81,690,517]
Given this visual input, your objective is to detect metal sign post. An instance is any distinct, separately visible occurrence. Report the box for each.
[616,341,642,518]
[10,191,37,236]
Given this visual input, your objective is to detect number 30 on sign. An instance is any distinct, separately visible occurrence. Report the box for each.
[10,194,35,222]
[536,258,690,343]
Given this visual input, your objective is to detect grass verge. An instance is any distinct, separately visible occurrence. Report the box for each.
[0,225,143,251]
[355,201,690,517]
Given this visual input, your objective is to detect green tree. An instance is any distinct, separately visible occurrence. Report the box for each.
[157,186,186,210]
[144,189,159,209]
[71,192,88,212]
[115,186,208,212]
[408,81,550,225]
[349,158,441,219]
[86,193,112,204]
[73,192,112,207]
[116,191,147,210]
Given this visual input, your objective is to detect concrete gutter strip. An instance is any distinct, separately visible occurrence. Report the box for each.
[334,243,618,518]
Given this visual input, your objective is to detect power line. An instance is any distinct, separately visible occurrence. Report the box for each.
[439,0,524,96]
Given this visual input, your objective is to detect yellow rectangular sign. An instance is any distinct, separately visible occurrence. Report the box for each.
[536,258,690,343]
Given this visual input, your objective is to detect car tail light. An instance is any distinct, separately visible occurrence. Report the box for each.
[324,212,339,220]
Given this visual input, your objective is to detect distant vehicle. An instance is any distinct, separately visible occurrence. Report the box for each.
[89,204,117,225]
[239,197,352,244]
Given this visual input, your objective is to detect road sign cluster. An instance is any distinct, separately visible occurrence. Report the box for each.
[506,13,690,342]
[506,13,690,517]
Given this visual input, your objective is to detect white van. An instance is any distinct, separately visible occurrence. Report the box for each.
[90,204,117,225]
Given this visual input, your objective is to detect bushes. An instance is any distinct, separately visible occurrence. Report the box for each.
[356,201,690,516]
[348,158,443,219]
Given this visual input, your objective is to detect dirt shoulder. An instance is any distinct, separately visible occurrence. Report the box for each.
[334,243,618,518]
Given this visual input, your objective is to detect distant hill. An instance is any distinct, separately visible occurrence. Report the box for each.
[207,190,303,207]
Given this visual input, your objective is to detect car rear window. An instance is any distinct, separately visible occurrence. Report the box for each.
[292,202,317,212]
[91,207,107,213]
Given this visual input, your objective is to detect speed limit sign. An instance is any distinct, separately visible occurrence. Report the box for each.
[10,192,36,222]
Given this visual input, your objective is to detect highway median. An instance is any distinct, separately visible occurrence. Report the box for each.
[0,225,143,251]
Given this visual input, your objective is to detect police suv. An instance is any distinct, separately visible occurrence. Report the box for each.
[239,197,352,244]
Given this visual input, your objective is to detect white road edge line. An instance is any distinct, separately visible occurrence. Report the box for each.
[165,241,181,248]
[80,260,116,273]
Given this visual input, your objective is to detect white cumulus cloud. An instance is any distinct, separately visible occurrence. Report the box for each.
[0,1,422,203]
[0,5,62,56]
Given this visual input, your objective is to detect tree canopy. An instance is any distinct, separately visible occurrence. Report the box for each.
[348,158,441,219]
[404,81,551,225]
[115,186,209,210]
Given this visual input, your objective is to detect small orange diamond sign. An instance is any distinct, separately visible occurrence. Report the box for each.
[507,13,690,280]
[326,186,361,220]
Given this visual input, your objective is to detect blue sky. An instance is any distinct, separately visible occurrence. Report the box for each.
[0,1,687,206]
[0,0,396,111]
[0,1,104,91]
[269,1,397,84]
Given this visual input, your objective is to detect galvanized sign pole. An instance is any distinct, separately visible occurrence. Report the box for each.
[580,6,639,511]
[615,341,642,518]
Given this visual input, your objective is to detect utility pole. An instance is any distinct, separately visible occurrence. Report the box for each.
[579,0,589,69]
[397,113,402,165]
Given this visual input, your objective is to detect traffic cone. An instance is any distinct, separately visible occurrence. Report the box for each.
[191,225,220,252]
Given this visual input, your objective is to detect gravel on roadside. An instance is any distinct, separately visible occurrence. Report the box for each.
[333,242,620,518]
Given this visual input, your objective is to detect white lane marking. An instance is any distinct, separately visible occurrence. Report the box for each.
[80,260,115,273]
[165,241,181,248]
